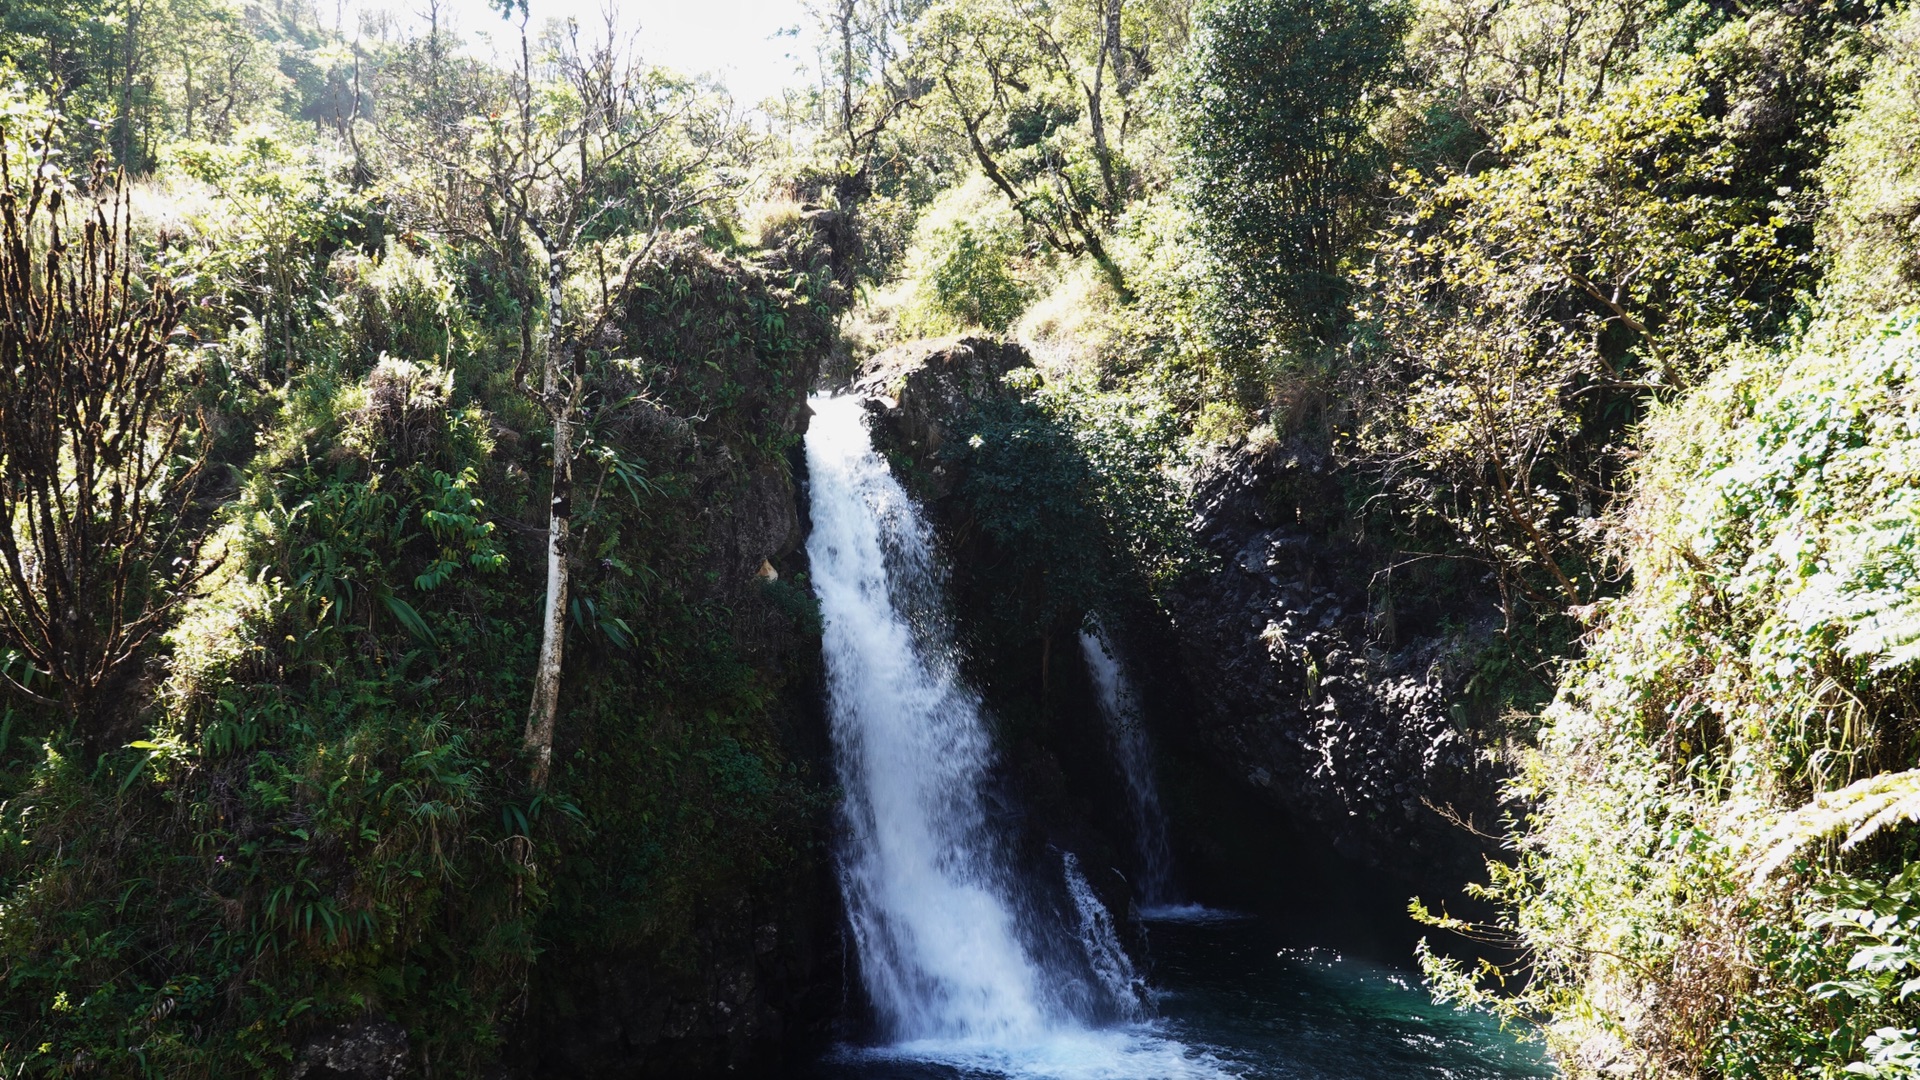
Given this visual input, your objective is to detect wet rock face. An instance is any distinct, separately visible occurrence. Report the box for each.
[1165,438,1501,885]
[524,882,842,1079]
[846,335,1152,978]
[846,335,1504,891]
[292,1020,409,1080]
[854,336,1031,500]
[507,204,851,1078]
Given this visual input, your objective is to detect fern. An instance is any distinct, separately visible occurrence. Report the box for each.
[1750,770,1920,884]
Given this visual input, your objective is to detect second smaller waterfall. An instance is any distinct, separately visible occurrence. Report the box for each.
[1062,852,1147,1018]
[1080,623,1177,907]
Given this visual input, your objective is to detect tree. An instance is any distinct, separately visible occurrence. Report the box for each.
[1397,0,1647,145]
[812,0,924,169]
[2,0,274,169]
[1351,52,1795,612]
[907,0,1179,297]
[0,140,204,739]
[418,14,733,788]
[1175,0,1404,351]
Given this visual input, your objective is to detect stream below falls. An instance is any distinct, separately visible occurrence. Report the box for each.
[806,908,1553,1080]
[801,394,1553,1080]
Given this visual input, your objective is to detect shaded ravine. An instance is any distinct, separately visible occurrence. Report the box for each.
[803,393,1550,1079]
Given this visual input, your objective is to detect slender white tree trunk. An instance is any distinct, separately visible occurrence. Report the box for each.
[525,252,575,789]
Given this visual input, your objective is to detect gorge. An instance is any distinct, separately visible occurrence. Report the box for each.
[3,0,1919,1073]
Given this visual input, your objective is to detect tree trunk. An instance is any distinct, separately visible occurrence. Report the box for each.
[1086,0,1119,213]
[524,251,575,790]
[118,0,139,165]
[839,0,857,152]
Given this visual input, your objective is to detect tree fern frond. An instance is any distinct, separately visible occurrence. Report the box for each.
[1748,769,1920,886]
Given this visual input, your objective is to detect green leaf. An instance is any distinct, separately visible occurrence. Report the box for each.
[118,752,151,795]
[379,593,438,646]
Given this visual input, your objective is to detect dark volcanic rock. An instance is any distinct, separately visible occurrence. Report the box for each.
[293,1020,409,1080]
[854,335,1031,500]
[1164,437,1502,887]
[843,332,1505,941]
[846,335,1504,893]
[845,336,1152,974]
[523,875,842,1079]
[508,184,852,1079]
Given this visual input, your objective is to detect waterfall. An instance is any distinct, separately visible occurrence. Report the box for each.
[1061,851,1146,1017]
[1079,624,1176,908]
[806,392,1050,1042]
[805,394,1230,1078]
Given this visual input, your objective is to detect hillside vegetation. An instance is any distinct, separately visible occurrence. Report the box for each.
[833,0,1920,1073]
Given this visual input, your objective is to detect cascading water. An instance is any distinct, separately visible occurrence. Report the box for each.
[1078,624,1176,908]
[805,394,1231,1079]
[806,391,1050,1042]
[1062,852,1147,1015]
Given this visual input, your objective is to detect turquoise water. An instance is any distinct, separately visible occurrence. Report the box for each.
[808,908,1554,1080]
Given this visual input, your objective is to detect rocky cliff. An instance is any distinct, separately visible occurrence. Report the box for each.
[852,336,1505,910]
[1167,439,1502,887]
[853,335,1150,957]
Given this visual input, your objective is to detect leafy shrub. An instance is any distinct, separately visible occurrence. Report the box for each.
[1350,27,1811,615]
[901,179,1032,336]
[1422,315,1920,1077]
[1821,3,1920,313]
[331,242,461,370]
[1174,0,1405,352]
[947,366,1195,652]
[355,356,456,462]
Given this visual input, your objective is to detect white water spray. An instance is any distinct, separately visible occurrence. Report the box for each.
[806,395,1232,1078]
[1079,624,1176,907]
[1062,852,1146,1018]
[806,393,1050,1042]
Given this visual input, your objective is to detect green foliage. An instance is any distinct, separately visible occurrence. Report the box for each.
[613,237,843,454]
[0,352,540,1073]
[0,0,293,168]
[1715,865,1920,1079]
[1805,869,1920,1061]
[331,242,463,371]
[1754,771,1920,882]
[900,179,1033,335]
[1423,316,1920,1076]
[1348,8,1842,616]
[948,367,1194,650]
[912,219,1029,335]
[1822,3,1920,313]
[161,132,376,382]
[1175,0,1406,350]
[5,0,1916,1074]
[0,38,843,1066]
[902,0,1188,294]
[1020,191,1288,425]
[955,392,1108,638]
[416,468,507,592]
